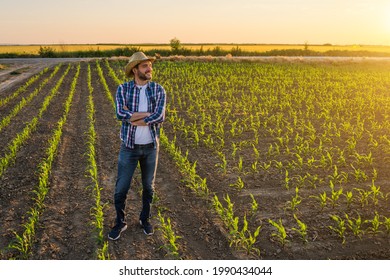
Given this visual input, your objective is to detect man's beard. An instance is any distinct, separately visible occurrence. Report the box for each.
[138,71,152,81]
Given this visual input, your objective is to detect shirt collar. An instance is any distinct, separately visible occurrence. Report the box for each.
[130,80,151,90]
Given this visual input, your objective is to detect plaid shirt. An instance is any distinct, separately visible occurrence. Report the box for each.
[115,80,166,148]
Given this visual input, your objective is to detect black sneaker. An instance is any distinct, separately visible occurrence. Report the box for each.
[140,219,154,235]
[108,223,127,240]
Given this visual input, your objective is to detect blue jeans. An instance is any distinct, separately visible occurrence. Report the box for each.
[114,143,158,226]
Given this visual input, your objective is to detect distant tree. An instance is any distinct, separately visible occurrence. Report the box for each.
[39,46,56,57]
[304,41,309,52]
[170,37,182,53]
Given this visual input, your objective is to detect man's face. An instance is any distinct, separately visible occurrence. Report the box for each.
[134,60,153,81]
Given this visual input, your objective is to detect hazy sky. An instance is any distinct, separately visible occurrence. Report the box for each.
[1,0,390,45]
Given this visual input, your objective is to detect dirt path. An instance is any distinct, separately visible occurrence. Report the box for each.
[0,58,95,94]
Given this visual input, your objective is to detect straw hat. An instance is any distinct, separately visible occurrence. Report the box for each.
[125,52,156,78]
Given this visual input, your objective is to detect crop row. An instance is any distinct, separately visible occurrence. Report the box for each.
[4,64,79,258]
[0,64,70,178]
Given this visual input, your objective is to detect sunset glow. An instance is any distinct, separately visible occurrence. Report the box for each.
[0,0,389,45]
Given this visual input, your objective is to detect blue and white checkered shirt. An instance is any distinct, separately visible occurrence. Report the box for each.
[115,80,166,148]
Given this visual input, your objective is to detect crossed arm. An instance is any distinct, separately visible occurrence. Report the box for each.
[129,111,150,126]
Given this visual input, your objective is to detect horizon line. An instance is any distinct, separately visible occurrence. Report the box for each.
[1,42,390,47]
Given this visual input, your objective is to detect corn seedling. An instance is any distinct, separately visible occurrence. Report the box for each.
[343,191,354,209]
[354,188,371,208]
[260,161,272,171]
[382,216,390,235]
[268,218,288,246]
[328,180,343,208]
[233,215,261,256]
[158,211,182,259]
[311,191,327,211]
[329,214,347,244]
[292,214,308,243]
[328,165,348,184]
[365,212,382,235]
[250,194,259,215]
[230,176,245,190]
[350,164,368,182]
[345,213,364,239]
[215,151,228,174]
[284,169,291,190]
[285,187,302,212]
[369,180,384,206]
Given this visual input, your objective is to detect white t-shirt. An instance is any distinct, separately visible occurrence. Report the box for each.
[134,85,153,144]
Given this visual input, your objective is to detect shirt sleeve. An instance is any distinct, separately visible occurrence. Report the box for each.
[115,84,133,121]
[144,85,166,125]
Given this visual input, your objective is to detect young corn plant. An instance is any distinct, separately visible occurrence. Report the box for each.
[215,151,228,174]
[234,215,261,256]
[230,176,245,190]
[369,180,384,206]
[260,161,272,172]
[382,216,390,235]
[292,214,308,243]
[212,194,236,233]
[351,164,368,182]
[157,211,182,259]
[310,191,327,211]
[250,194,259,216]
[213,195,261,255]
[354,188,371,208]
[345,213,364,239]
[285,187,302,212]
[268,218,288,246]
[365,212,382,235]
[251,161,259,173]
[343,190,354,209]
[328,180,343,209]
[329,214,347,244]
[284,169,291,190]
[328,165,348,185]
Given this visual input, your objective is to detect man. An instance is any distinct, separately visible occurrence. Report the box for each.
[108,52,166,240]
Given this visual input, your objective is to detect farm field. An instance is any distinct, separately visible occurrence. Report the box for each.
[1,57,390,260]
[2,43,390,55]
